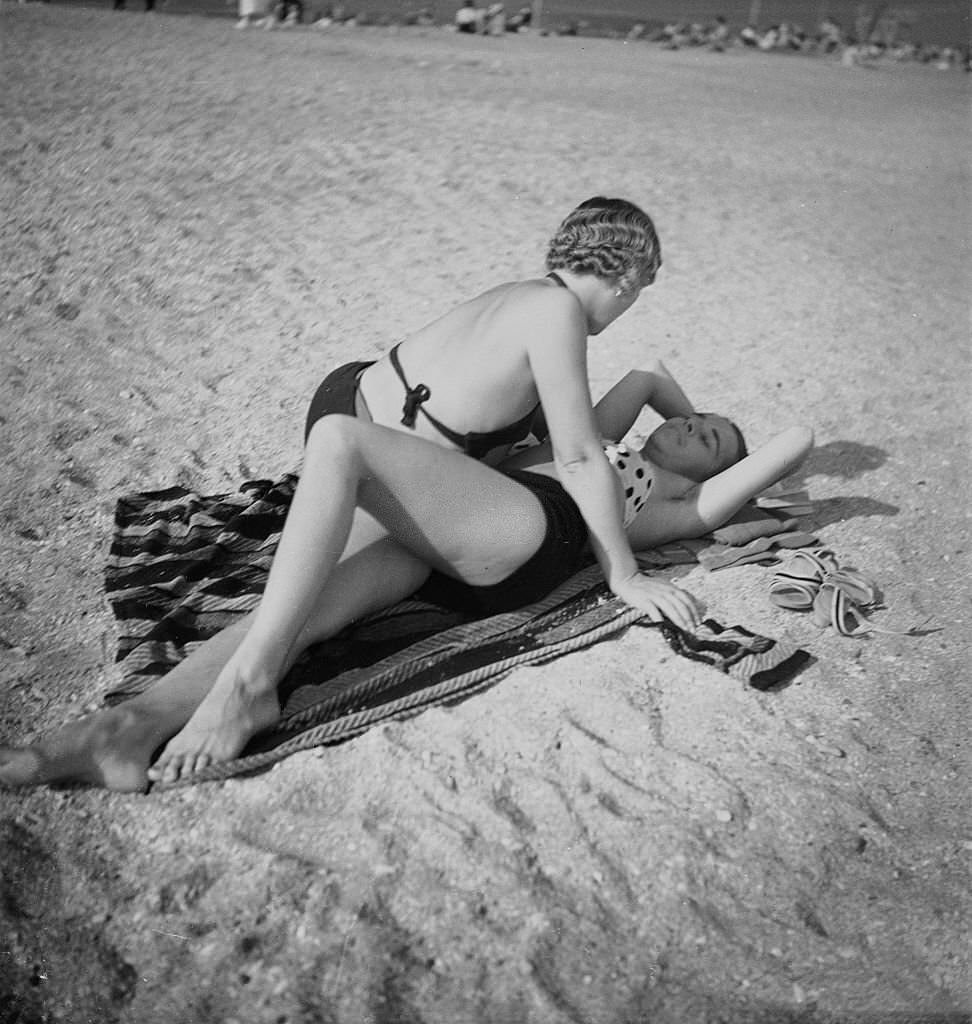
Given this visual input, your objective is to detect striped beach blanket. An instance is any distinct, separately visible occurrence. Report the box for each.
[105,475,811,785]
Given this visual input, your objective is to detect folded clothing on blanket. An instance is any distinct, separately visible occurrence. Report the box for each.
[105,476,812,785]
[661,500,818,571]
[650,618,812,691]
[697,530,820,571]
[708,504,801,546]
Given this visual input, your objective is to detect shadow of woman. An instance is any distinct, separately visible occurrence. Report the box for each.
[784,441,899,530]
[787,440,889,484]
[805,494,899,531]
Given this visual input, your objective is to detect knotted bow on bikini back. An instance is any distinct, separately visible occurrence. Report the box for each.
[387,343,540,460]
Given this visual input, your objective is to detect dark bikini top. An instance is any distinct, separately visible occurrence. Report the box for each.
[388,344,538,460]
[387,276,568,459]
[385,278,569,458]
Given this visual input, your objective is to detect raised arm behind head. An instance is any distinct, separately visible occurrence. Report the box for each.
[688,424,812,528]
[627,419,814,549]
[593,359,696,442]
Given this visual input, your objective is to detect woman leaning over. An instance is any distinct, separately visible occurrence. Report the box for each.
[304,195,699,622]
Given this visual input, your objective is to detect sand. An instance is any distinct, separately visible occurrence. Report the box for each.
[1,6,970,1022]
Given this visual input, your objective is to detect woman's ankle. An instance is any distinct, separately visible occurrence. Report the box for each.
[218,641,289,695]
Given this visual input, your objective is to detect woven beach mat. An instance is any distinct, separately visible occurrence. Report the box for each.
[105,477,811,787]
[170,566,657,786]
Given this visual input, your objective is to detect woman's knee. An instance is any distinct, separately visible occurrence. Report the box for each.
[306,413,363,462]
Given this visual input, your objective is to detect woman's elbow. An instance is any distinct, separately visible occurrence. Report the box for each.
[777,425,814,471]
[792,425,815,456]
[554,445,603,480]
[550,425,604,467]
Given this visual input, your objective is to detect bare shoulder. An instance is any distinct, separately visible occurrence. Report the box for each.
[506,277,580,311]
[423,278,585,365]
[416,278,567,335]
[494,278,586,338]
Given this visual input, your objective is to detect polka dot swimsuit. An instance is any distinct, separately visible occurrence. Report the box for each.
[603,441,654,527]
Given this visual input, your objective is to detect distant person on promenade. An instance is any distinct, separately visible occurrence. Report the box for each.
[485,2,505,35]
[455,0,484,33]
[817,16,843,54]
[313,3,349,27]
[236,0,270,28]
[659,21,686,49]
[758,25,779,50]
[113,0,158,11]
[276,0,303,26]
[505,5,531,31]
[708,15,730,51]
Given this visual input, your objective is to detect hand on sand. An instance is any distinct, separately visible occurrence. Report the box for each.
[146,670,280,785]
[610,573,704,632]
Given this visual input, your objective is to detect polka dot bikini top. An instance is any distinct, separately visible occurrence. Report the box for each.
[603,440,654,527]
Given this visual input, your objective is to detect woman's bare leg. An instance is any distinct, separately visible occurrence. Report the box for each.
[0,530,428,792]
[0,620,251,792]
[149,415,548,782]
[1,417,547,791]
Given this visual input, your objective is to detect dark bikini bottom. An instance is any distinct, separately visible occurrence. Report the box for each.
[305,366,590,615]
[304,360,375,441]
[416,471,590,616]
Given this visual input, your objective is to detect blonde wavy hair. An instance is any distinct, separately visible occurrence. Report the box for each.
[545,197,662,293]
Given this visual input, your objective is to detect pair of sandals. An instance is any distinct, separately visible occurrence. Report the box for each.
[769,548,879,637]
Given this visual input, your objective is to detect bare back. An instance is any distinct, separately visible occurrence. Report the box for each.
[357,277,569,463]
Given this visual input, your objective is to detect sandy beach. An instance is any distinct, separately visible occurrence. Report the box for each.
[1,6,970,1021]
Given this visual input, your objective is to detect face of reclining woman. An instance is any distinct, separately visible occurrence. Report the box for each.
[642,413,744,481]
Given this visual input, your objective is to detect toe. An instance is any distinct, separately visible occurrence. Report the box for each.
[146,752,171,782]
[170,754,195,783]
[150,751,184,784]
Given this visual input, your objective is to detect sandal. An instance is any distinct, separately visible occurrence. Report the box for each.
[821,567,877,607]
[811,569,878,637]
[772,550,927,638]
[769,548,839,610]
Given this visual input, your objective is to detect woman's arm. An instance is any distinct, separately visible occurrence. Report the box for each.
[626,426,814,550]
[503,359,694,469]
[522,295,702,629]
[594,360,695,441]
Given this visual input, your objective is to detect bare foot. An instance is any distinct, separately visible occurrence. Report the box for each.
[0,705,168,793]
[146,667,281,785]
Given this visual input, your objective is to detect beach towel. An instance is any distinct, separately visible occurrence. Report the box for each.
[105,475,812,785]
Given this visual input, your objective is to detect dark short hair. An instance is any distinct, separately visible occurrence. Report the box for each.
[697,412,749,470]
[727,419,748,462]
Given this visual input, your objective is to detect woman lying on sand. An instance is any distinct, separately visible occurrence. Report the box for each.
[0,361,812,792]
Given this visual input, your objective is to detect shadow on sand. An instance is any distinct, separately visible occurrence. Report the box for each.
[711,1004,969,1024]
[791,440,889,483]
[784,441,899,530]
